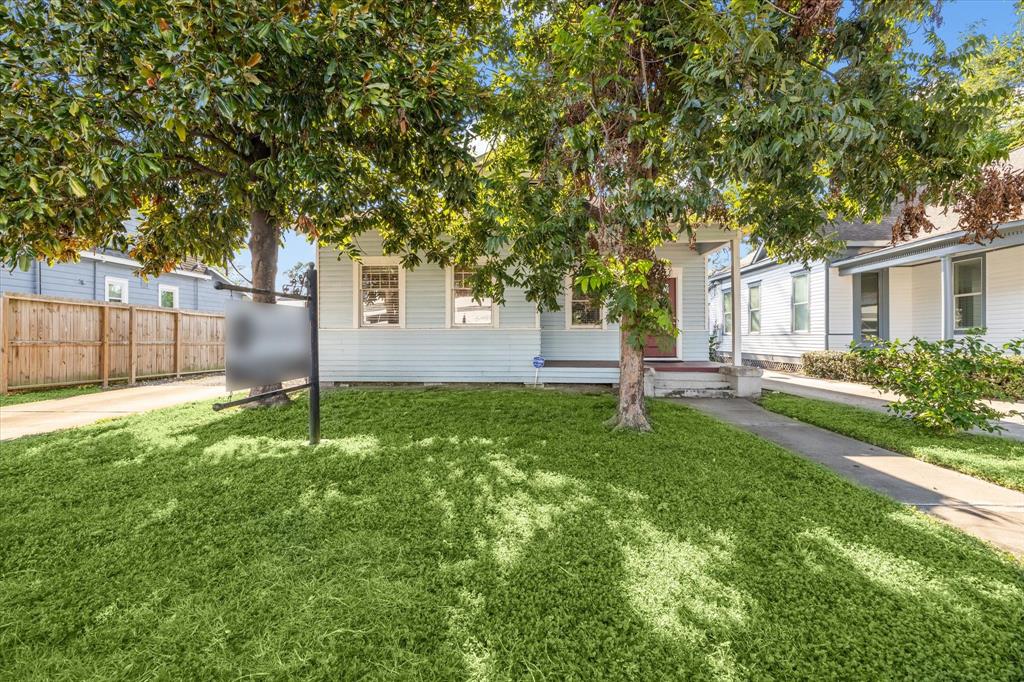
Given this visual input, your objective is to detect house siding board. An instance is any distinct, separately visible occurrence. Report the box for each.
[500,285,538,329]
[318,249,355,328]
[319,329,540,382]
[539,293,566,330]
[406,266,446,328]
[718,260,828,360]
[911,262,942,339]
[986,246,1024,346]
[2,259,232,312]
[888,267,914,340]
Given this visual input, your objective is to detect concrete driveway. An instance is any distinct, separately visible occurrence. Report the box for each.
[1,376,230,441]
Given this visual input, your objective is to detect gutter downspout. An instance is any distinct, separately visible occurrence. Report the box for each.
[35,260,42,295]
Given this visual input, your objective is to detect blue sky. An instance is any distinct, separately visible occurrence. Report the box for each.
[233,0,1022,288]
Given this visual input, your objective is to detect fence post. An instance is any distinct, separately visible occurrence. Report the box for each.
[174,311,182,378]
[1,296,10,395]
[129,306,136,385]
[100,305,109,387]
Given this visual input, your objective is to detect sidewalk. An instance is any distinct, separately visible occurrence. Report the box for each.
[761,370,1024,441]
[676,398,1024,557]
[0,376,229,441]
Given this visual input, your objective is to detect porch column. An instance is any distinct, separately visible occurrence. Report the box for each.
[940,254,953,339]
[730,235,742,366]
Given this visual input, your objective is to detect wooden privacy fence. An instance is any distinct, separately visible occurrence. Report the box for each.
[0,293,225,393]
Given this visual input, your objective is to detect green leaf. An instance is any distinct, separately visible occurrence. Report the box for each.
[90,165,108,188]
[68,176,87,197]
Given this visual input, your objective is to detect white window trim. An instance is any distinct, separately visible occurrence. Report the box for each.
[791,271,811,333]
[722,288,733,333]
[747,282,761,335]
[445,265,499,329]
[952,255,985,333]
[104,276,129,303]
[352,257,406,329]
[158,284,179,309]
[564,276,607,330]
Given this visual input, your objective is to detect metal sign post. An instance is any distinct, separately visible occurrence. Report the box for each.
[305,264,320,445]
[212,263,321,445]
[532,355,545,386]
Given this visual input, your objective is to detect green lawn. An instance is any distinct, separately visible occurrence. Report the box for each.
[761,392,1024,493]
[0,384,104,408]
[2,389,1022,680]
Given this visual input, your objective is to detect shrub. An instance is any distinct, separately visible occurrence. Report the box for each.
[801,350,871,383]
[801,349,1024,402]
[850,334,1023,434]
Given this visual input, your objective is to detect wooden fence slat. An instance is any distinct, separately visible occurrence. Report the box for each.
[129,306,136,385]
[0,294,223,393]
[1,295,10,394]
[101,306,109,387]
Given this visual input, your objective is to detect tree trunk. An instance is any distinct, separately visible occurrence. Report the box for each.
[245,208,291,407]
[607,321,652,431]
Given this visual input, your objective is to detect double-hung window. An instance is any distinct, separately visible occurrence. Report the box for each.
[747,283,761,334]
[105,276,128,303]
[722,290,733,332]
[791,272,810,332]
[158,284,179,309]
[360,265,401,326]
[568,281,602,328]
[953,256,984,332]
[858,272,880,338]
[451,266,494,327]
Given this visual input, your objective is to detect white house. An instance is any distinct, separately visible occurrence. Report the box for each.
[708,150,1024,369]
[707,219,893,368]
[315,226,763,396]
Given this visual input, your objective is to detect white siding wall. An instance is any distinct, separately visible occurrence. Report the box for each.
[910,262,942,340]
[986,246,1024,347]
[881,245,1022,346]
[718,260,829,361]
[827,266,854,349]
[317,232,712,383]
[541,241,708,362]
[318,234,542,383]
[888,267,914,340]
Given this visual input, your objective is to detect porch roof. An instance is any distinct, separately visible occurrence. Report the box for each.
[833,220,1024,276]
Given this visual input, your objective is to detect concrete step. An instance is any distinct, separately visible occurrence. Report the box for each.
[657,387,735,398]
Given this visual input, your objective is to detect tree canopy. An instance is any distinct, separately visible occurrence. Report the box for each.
[462,0,1022,429]
[1,0,484,274]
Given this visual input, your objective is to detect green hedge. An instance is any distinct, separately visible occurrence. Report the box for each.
[801,350,1024,402]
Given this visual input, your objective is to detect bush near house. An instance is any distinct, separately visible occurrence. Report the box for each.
[801,349,1024,402]
[849,335,1024,434]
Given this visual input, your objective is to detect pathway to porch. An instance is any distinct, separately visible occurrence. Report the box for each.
[761,369,1024,441]
[675,397,1024,557]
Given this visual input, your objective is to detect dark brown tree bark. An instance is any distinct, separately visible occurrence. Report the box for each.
[244,208,291,407]
[608,321,651,431]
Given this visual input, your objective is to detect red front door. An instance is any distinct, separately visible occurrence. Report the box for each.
[644,277,678,358]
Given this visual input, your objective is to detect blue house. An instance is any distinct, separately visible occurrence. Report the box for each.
[1,248,244,313]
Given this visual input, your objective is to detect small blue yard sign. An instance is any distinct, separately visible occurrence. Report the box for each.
[532,356,545,369]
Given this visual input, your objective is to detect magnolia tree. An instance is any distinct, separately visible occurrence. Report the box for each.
[1,0,484,402]
[466,0,1023,430]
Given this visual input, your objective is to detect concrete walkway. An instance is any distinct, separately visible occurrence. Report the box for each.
[676,398,1024,557]
[761,370,1024,441]
[1,376,229,441]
